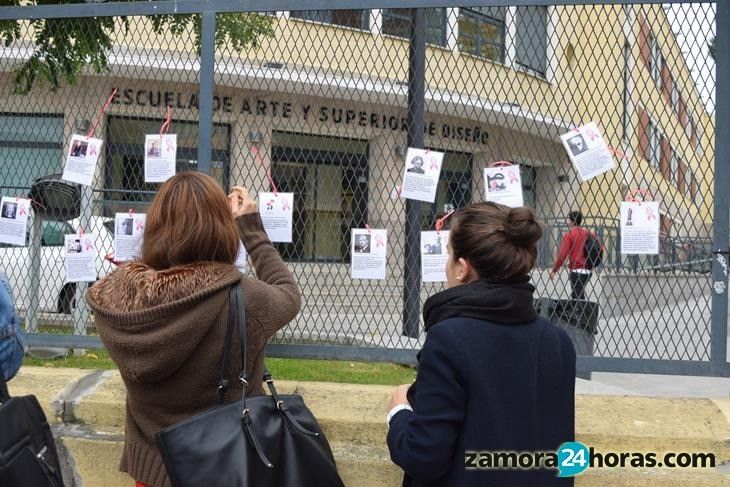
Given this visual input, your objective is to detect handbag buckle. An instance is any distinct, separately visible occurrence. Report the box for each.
[276,400,284,410]
[239,372,248,386]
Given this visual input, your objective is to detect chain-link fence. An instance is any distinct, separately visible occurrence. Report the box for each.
[0,1,727,376]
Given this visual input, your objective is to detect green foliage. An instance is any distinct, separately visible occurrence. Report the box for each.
[0,1,274,94]
[709,35,716,62]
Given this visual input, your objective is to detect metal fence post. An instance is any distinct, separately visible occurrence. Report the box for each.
[711,0,730,375]
[403,7,426,338]
[26,214,41,334]
[71,184,93,355]
[198,10,216,176]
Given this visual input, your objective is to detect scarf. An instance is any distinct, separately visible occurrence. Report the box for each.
[423,277,537,331]
[406,277,538,406]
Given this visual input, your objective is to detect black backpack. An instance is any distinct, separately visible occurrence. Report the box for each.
[584,232,604,270]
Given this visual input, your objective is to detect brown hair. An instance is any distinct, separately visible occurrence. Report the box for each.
[449,202,543,280]
[141,172,239,270]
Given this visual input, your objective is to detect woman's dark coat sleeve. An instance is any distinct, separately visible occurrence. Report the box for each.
[387,323,467,483]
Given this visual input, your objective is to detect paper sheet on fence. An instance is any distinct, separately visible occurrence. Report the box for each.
[144,134,177,183]
[114,212,146,261]
[259,192,294,243]
[484,166,524,208]
[620,201,661,255]
[351,229,387,280]
[560,122,616,182]
[62,134,103,186]
[0,197,30,246]
[234,240,248,273]
[421,231,449,282]
[400,148,444,203]
[65,233,97,282]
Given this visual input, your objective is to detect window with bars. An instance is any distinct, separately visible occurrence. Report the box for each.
[649,33,663,88]
[685,167,693,199]
[646,118,661,169]
[382,8,447,47]
[104,117,230,215]
[270,131,369,263]
[458,7,506,62]
[515,6,548,76]
[0,114,64,198]
[290,9,370,31]
[671,83,680,115]
[670,149,679,185]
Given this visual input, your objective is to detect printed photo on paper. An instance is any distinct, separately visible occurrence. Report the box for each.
[64,233,98,282]
[421,231,449,283]
[400,148,444,203]
[559,122,616,182]
[259,192,294,243]
[484,165,524,208]
[0,196,30,246]
[114,212,146,262]
[351,229,387,280]
[620,201,661,255]
[144,134,177,183]
[62,134,103,186]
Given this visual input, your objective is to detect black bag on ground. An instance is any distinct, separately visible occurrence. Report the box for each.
[0,371,65,487]
[155,285,344,487]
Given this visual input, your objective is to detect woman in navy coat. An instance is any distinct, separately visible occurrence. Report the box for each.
[387,202,576,486]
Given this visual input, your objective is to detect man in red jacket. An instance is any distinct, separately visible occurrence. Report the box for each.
[551,210,591,300]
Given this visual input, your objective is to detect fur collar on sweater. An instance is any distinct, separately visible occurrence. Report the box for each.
[87,261,242,314]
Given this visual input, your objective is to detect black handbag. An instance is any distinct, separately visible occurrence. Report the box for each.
[0,369,65,487]
[155,285,344,487]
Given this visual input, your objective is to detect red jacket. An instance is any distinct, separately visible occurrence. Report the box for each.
[552,226,590,272]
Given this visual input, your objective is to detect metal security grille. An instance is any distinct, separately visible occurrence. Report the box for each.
[0,1,727,376]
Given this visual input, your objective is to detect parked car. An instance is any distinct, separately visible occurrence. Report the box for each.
[0,216,116,314]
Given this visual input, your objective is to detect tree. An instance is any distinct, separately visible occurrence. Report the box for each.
[0,1,274,94]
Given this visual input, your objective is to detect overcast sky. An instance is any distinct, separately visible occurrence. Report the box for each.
[663,3,715,114]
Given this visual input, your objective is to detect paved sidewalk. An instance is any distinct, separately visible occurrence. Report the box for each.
[6,367,730,486]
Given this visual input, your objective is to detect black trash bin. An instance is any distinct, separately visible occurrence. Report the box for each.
[535,297,599,380]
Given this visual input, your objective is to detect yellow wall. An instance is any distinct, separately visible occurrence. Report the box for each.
[5,5,715,229]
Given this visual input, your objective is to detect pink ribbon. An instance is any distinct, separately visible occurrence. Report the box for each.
[88,143,97,157]
[585,128,599,142]
[18,204,26,216]
[135,219,144,232]
[375,234,384,248]
[645,207,657,220]
[435,210,455,233]
[165,138,175,153]
[507,170,518,184]
[608,147,627,161]
[84,238,94,251]
[429,159,439,171]
[281,199,291,211]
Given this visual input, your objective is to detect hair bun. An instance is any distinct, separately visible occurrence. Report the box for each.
[504,207,543,247]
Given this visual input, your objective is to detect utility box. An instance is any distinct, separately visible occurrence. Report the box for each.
[535,297,599,380]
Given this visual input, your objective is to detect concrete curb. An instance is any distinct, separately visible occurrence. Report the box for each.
[7,367,730,486]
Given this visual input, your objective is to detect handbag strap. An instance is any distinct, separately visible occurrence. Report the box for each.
[217,283,247,404]
[217,284,238,403]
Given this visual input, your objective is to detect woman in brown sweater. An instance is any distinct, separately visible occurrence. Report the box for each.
[86,172,301,487]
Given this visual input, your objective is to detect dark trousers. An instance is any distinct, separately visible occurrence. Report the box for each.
[569,271,591,300]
